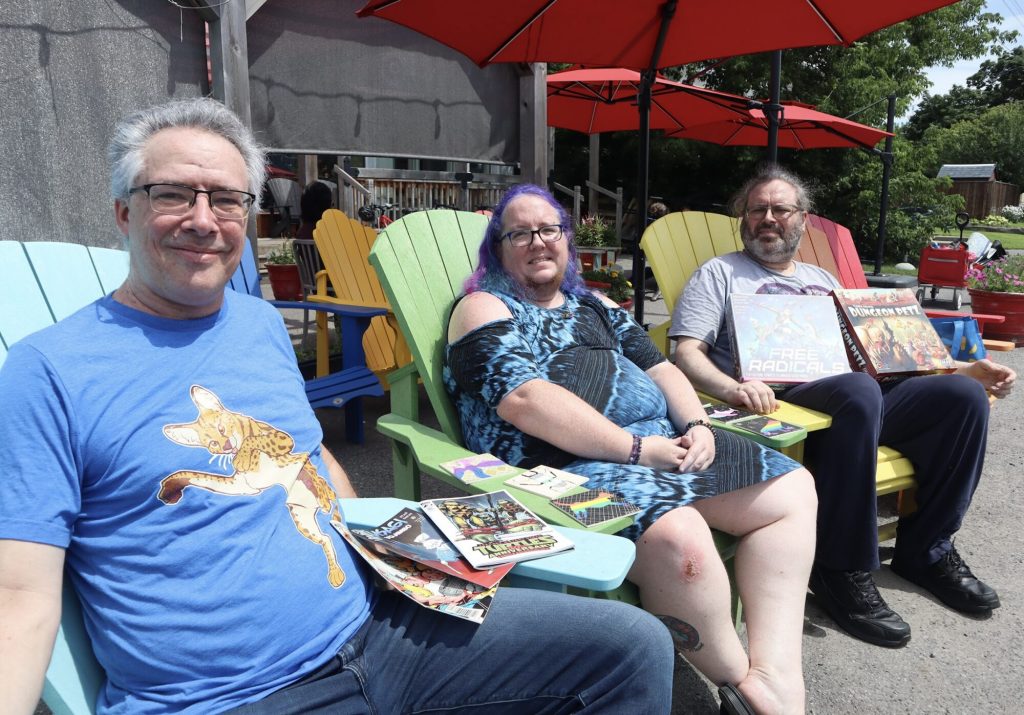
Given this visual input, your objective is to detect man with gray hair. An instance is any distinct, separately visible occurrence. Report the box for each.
[0,97,672,714]
[671,166,1015,649]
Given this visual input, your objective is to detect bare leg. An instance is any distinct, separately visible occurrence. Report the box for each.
[630,506,750,685]
[694,468,817,715]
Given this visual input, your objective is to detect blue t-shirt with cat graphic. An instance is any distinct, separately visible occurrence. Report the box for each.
[0,290,374,714]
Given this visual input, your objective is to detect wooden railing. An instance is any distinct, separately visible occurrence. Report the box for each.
[334,166,518,221]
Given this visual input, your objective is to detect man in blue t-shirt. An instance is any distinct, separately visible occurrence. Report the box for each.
[671,166,1015,651]
[0,98,673,715]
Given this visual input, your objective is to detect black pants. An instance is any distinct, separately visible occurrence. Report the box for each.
[782,371,989,572]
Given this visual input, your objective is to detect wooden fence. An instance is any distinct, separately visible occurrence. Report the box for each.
[945,180,1020,219]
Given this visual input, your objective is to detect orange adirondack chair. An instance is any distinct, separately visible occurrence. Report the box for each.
[310,209,412,384]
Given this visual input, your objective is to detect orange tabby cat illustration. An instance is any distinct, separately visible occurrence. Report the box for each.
[158,385,346,588]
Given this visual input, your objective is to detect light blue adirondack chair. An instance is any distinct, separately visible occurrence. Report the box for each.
[0,239,386,443]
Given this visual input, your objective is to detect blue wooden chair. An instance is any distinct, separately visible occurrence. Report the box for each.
[0,239,386,443]
[41,497,636,715]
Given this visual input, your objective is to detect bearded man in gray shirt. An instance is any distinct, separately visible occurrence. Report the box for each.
[671,166,1015,649]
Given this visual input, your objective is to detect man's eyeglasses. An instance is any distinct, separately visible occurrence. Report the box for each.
[501,224,565,248]
[744,204,802,221]
[129,183,256,220]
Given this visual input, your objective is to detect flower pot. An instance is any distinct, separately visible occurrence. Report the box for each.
[266,263,303,301]
[617,298,634,310]
[584,279,612,290]
[968,289,1024,346]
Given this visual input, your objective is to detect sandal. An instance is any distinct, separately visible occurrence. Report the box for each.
[719,683,755,715]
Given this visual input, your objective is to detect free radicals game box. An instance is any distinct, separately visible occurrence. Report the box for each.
[728,293,851,388]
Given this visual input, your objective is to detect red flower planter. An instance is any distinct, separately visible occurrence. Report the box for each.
[266,263,303,301]
[969,289,1024,346]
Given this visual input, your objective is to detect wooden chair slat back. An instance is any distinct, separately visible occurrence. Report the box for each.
[313,209,398,373]
[369,210,488,444]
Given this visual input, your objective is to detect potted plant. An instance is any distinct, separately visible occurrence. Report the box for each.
[574,214,619,270]
[264,240,304,301]
[581,266,634,309]
[965,254,1024,345]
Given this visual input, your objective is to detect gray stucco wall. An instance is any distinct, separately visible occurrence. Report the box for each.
[0,1,206,248]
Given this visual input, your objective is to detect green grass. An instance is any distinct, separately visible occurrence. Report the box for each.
[979,230,1024,250]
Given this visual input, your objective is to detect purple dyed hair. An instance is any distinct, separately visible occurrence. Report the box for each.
[463,183,589,298]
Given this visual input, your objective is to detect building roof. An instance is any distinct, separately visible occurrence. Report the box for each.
[937,164,996,180]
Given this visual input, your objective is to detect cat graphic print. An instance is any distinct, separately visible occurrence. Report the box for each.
[157,385,346,587]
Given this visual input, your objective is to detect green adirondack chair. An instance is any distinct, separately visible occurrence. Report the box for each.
[368,209,742,612]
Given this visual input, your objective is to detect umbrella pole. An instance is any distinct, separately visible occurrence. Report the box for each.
[632,0,677,325]
[767,50,782,163]
[633,70,653,325]
[874,93,896,276]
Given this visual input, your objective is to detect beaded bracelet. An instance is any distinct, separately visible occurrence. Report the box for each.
[628,434,643,465]
[683,418,714,435]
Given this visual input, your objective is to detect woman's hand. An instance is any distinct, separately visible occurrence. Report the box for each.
[679,425,715,472]
[636,435,687,471]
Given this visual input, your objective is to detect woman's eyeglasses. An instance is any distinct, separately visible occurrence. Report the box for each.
[500,224,565,248]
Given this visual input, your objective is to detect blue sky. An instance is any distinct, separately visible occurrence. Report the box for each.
[920,0,1024,98]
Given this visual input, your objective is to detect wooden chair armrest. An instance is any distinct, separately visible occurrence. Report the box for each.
[375,413,634,535]
[338,497,636,592]
[649,320,671,358]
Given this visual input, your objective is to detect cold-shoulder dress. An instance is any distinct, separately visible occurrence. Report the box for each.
[443,290,801,541]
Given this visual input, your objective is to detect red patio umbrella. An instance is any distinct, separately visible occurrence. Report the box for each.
[547,68,752,135]
[668,103,893,151]
[356,1,960,70]
[357,0,962,322]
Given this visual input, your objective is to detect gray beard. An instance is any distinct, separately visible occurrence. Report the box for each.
[740,219,804,264]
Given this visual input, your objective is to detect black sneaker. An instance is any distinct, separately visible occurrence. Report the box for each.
[809,566,911,648]
[891,545,1000,614]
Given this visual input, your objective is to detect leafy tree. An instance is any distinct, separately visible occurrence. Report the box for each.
[549,1,1012,262]
[903,85,988,140]
[923,101,1024,188]
[968,45,1024,105]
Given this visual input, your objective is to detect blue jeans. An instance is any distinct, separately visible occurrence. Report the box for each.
[228,587,673,714]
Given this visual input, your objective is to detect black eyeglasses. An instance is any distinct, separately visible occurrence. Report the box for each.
[500,224,564,248]
[129,183,255,220]
[744,204,802,221]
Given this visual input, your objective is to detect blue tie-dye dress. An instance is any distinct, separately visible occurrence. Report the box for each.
[444,290,800,541]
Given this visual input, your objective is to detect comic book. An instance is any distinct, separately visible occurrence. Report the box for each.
[439,453,520,483]
[421,491,575,569]
[505,465,588,498]
[548,488,641,528]
[332,520,497,624]
[350,507,514,589]
[727,293,851,388]
[702,402,803,439]
[832,288,956,381]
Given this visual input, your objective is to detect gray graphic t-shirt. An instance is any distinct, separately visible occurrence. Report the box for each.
[670,251,840,376]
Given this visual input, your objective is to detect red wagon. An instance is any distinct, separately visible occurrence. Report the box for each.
[916,240,970,310]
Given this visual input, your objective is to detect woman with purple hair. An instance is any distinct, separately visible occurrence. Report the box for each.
[444,183,817,715]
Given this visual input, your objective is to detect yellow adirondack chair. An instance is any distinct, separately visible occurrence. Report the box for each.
[640,211,917,539]
[310,209,412,384]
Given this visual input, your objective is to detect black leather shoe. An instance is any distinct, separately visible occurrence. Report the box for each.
[891,545,1000,614]
[809,566,911,648]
